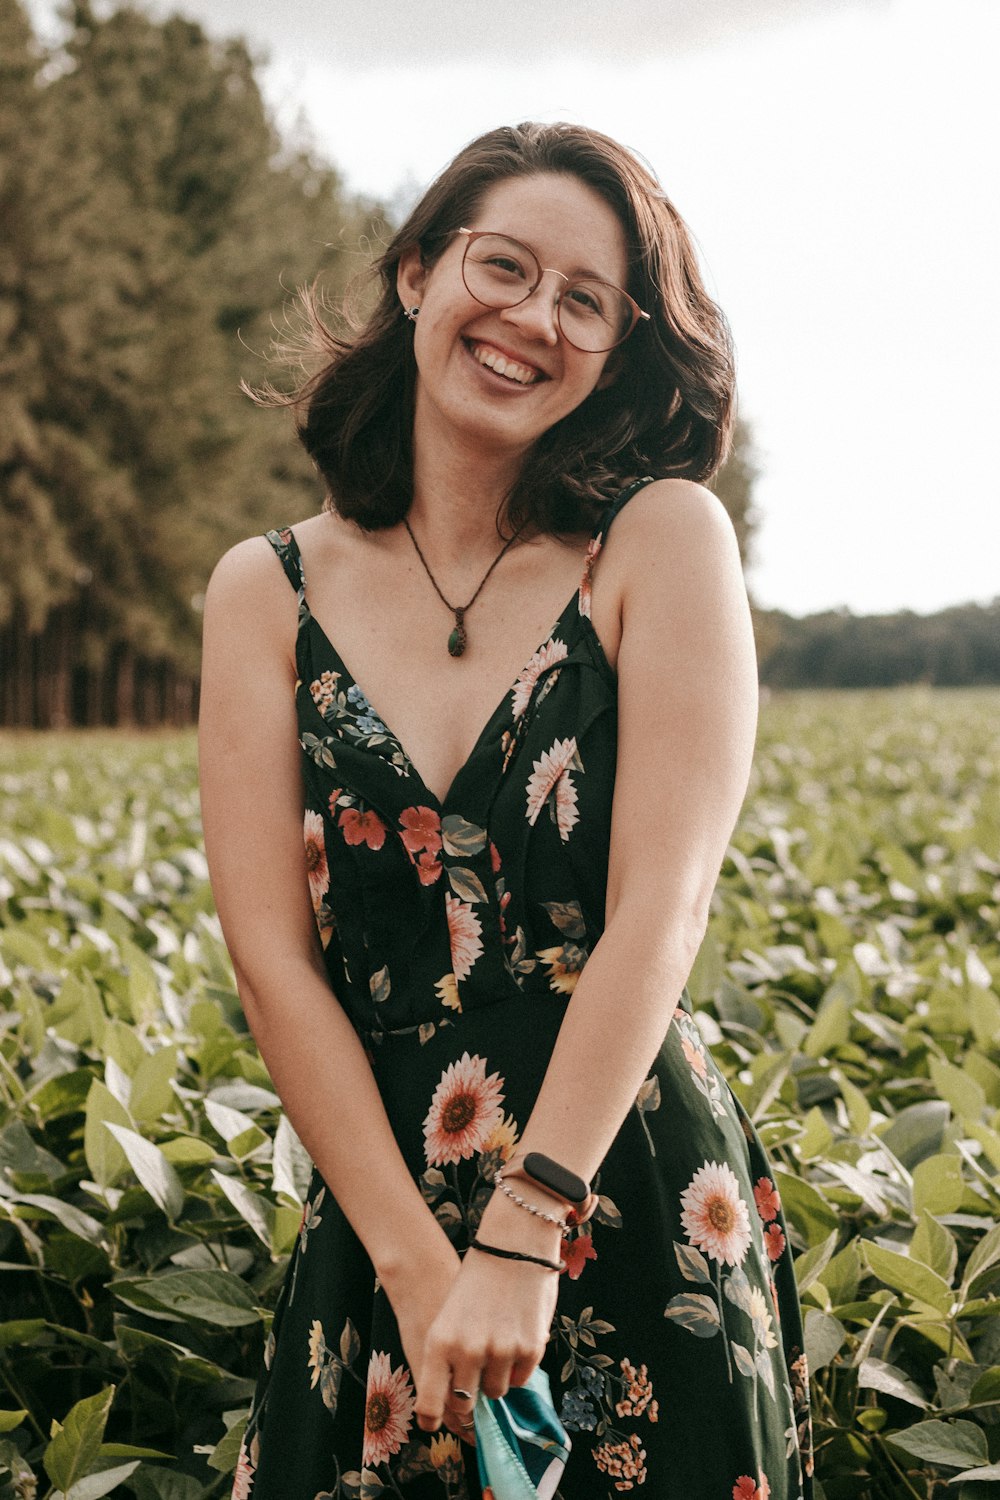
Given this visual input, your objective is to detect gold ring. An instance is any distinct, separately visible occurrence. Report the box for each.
[461,1418,476,1429]
[451,1387,474,1401]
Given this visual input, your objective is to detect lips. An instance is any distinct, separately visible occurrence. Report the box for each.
[465,339,546,386]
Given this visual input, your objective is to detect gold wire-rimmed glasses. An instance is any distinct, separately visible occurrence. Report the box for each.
[456,228,650,353]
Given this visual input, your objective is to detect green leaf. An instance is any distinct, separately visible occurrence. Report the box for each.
[662,1292,720,1337]
[877,1100,949,1171]
[802,985,852,1059]
[0,1319,46,1347]
[949,1463,1000,1483]
[83,1079,131,1189]
[911,1209,958,1285]
[862,1241,954,1315]
[913,1153,965,1217]
[962,1221,1000,1292]
[207,1413,247,1472]
[883,1418,988,1469]
[773,1169,839,1246]
[129,1045,178,1123]
[104,1124,185,1221]
[0,1410,26,1432]
[794,1230,839,1293]
[112,1269,261,1327]
[857,1357,929,1408]
[44,1386,115,1493]
[61,1460,141,1499]
[440,814,487,857]
[5,1191,106,1245]
[159,1135,217,1165]
[210,1169,274,1247]
[804,1310,846,1370]
[929,1057,986,1123]
[969,1368,1000,1405]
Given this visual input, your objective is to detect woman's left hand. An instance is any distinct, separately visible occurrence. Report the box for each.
[414,1191,564,1432]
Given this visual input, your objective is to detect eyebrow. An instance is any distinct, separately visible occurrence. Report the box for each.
[492,233,624,287]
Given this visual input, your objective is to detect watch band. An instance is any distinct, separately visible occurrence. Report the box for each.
[518,1152,591,1209]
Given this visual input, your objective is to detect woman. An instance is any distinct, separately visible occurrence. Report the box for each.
[199,121,814,1499]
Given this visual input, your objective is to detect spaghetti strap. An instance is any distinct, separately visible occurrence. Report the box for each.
[264,527,310,622]
[590,474,657,542]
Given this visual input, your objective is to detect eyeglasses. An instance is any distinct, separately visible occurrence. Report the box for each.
[456,228,650,353]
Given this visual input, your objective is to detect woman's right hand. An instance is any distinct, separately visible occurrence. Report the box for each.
[381,1242,476,1446]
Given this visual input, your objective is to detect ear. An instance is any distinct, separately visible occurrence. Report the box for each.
[397,245,428,313]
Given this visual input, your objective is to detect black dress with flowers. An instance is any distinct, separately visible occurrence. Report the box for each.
[232,479,815,1500]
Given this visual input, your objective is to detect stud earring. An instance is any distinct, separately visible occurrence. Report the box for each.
[404,305,420,322]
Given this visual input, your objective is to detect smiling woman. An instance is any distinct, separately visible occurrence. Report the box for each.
[199,121,814,1499]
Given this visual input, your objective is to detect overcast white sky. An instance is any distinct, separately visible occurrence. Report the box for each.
[27,0,999,615]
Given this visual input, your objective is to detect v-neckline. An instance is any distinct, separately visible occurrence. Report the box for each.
[302,585,587,812]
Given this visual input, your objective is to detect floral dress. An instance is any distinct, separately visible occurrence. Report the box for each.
[233,479,815,1500]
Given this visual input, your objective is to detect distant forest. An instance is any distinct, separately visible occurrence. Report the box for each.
[1,1,994,729]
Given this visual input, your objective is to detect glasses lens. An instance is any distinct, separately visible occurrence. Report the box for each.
[557,280,635,353]
[463,233,539,309]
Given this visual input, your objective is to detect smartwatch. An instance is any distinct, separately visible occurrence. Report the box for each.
[519,1152,591,1209]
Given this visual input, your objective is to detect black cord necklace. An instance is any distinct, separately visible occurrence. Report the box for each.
[403,517,526,657]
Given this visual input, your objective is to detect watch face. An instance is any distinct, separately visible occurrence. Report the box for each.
[523,1152,589,1206]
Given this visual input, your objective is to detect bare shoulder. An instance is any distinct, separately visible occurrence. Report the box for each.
[612,478,739,568]
[201,532,305,682]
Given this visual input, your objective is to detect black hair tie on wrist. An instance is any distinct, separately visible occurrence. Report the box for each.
[469,1236,562,1273]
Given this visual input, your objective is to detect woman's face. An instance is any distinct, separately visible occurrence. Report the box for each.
[398,171,630,462]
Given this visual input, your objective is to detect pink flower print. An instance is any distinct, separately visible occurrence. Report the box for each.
[445,892,484,980]
[525,736,580,842]
[422,1051,505,1166]
[363,1350,416,1467]
[231,1431,257,1499]
[302,809,329,911]
[733,1472,771,1500]
[511,637,568,718]
[680,1034,708,1079]
[679,1160,753,1268]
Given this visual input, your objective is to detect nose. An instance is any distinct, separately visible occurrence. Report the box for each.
[498,268,564,345]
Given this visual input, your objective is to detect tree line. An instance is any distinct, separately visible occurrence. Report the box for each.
[756,600,1000,690]
[1,0,382,728]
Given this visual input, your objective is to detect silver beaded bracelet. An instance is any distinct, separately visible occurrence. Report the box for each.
[494,1165,571,1235]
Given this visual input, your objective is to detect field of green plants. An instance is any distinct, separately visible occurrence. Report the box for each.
[1,689,998,1500]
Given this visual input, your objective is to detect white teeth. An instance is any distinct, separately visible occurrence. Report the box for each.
[471,343,538,385]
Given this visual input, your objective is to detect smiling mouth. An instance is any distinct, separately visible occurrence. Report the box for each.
[465,340,545,386]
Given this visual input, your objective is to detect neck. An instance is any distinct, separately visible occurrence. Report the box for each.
[408,404,534,567]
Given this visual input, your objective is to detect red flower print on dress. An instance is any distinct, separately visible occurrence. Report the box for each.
[399,805,442,855]
[763,1222,786,1261]
[679,1160,753,1268]
[422,1051,505,1166]
[511,637,568,717]
[303,809,330,910]
[489,839,502,873]
[445,892,484,980]
[339,806,387,850]
[753,1176,781,1223]
[560,1233,597,1280]
[733,1470,770,1500]
[525,736,580,842]
[363,1350,416,1467]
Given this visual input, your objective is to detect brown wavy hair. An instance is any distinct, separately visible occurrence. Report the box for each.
[258,121,736,538]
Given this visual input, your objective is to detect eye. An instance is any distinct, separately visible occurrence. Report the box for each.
[563,280,612,321]
[480,251,529,281]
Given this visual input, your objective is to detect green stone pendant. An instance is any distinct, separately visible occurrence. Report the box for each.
[447,609,467,658]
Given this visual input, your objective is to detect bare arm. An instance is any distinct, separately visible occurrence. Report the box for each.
[198,538,458,1293]
[413,479,759,1426]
